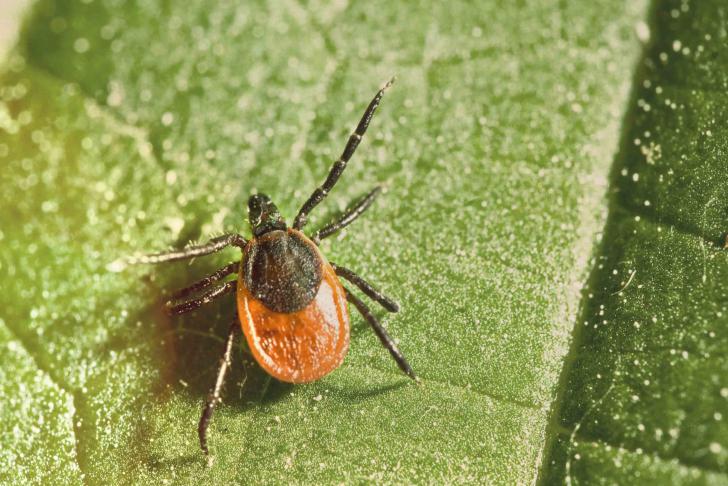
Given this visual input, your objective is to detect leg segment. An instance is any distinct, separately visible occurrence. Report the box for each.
[293,78,395,230]
[169,262,240,301]
[344,287,417,382]
[333,263,399,312]
[199,320,238,456]
[311,186,381,244]
[127,234,247,265]
[166,281,237,316]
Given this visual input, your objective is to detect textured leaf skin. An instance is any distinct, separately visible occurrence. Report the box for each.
[540,1,728,483]
[0,0,652,484]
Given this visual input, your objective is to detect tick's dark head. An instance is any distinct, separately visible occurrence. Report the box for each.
[248,193,286,237]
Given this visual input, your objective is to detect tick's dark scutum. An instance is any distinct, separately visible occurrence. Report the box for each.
[243,230,323,313]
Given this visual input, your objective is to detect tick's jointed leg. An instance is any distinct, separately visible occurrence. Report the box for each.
[332,263,399,312]
[199,320,238,457]
[127,234,247,265]
[344,288,417,382]
[293,78,395,230]
[311,186,381,244]
[168,262,240,301]
[166,281,237,316]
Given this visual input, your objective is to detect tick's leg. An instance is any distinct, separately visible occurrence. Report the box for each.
[125,234,247,265]
[344,287,417,382]
[293,78,395,230]
[333,263,399,312]
[167,281,237,316]
[311,186,381,244]
[168,262,240,301]
[199,320,238,457]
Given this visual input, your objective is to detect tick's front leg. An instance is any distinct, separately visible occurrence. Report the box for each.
[109,234,247,271]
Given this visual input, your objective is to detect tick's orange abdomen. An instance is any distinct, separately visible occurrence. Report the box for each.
[237,262,350,383]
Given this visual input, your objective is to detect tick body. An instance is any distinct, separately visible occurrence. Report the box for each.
[122,78,417,457]
[239,228,350,383]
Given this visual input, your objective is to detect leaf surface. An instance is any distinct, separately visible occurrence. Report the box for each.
[540,1,728,483]
[0,0,652,483]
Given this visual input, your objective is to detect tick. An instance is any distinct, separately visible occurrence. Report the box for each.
[124,78,417,456]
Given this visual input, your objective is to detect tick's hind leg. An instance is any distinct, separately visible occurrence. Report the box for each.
[166,281,237,316]
[199,320,239,459]
[123,233,247,265]
[311,186,381,244]
[332,263,399,312]
[344,288,417,382]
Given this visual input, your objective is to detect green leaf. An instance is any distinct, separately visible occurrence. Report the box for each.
[540,1,728,484]
[0,325,82,484]
[4,0,701,483]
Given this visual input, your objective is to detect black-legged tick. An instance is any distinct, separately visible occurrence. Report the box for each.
[120,78,417,456]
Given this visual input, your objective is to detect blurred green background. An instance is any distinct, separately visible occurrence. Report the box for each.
[0,0,726,484]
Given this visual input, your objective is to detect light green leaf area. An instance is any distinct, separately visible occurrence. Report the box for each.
[1,0,647,483]
[0,324,81,484]
[541,1,728,484]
